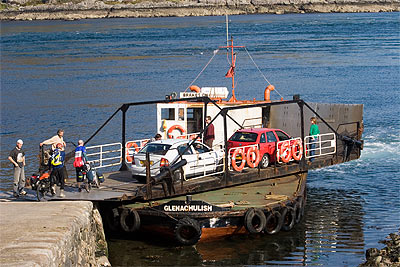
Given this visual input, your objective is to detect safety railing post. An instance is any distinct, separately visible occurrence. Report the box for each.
[120,104,129,171]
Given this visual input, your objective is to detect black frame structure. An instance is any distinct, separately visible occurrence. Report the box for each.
[81,96,362,184]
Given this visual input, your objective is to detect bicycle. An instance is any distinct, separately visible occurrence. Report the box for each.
[82,163,99,193]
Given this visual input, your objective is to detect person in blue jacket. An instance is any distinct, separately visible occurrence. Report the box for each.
[73,140,89,192]
[50,143,66,197]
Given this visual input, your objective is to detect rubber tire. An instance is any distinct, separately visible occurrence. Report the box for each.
[281,206,296,231]
[120,208,141,232]
[174,217,202,246]
[104,207,120,232]
[260,154,270,169]
[295,197,304,224]
[264,210,283,235]
[244,208,267,234]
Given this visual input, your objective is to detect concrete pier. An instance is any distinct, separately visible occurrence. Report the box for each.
[0,201,110,266]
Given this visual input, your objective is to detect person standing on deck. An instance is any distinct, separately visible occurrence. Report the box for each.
[40,129,66,151]
[73,140,89,192]
[40,129,68,182]
[309,117,320,162]
[50,143,66,198]
[8,139,27,198]
[204,116,215,149]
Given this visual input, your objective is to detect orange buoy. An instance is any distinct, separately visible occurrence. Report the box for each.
[279,141,292,163]
[246,146,261,168]
[232,148,246,171]
[189,85,201,93]
[291,139,303,161]
[167,125,186,139]
[126,142,139,162]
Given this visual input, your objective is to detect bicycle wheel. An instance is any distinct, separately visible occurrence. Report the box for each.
[36,181,46,201]
[85,181,91,193]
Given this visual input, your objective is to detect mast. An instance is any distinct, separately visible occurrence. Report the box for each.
[220,37,244,102]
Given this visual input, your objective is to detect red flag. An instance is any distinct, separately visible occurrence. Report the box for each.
[225,66,234,78]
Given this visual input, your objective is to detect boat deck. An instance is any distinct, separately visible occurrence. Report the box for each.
[0,154,352,203]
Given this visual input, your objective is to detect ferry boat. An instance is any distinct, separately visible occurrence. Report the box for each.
[26,20,364,245]
[85,36,363,245]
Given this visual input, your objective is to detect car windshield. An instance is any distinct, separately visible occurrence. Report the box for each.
[229,132,258,142]
[139,143,171,155]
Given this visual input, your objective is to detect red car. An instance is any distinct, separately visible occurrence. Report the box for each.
[227,128,292,168]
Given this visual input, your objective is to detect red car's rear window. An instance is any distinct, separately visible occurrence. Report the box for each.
[229,132,258,142]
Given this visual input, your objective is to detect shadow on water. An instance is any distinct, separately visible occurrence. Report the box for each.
[107,186,365,266]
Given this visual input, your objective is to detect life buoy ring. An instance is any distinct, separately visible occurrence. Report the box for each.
[167,125,186,139]
[244,208,267,234]
[264,210,283,235]
[174,217,202,245]
[231,148,246,172]
[126,142,139,163]
[281,206,296,231]
[246,146,261,168]
[291,139,303,161]
[120,208,141,232]
[279,141,292,163]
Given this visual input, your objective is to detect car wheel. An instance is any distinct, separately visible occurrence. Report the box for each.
[260,154,270,168]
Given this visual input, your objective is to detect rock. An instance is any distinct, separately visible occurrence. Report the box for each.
[0,0,399,21]
[366,248,380,259]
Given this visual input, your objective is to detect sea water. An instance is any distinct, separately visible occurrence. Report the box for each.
[1,12,399,266]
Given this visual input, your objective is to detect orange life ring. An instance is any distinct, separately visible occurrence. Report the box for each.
[280,141,292,163]
[126,142,139,163]
[167,125,186,139]
[291,139,303,161]
[232,148,246,172]
[246,146,260,168]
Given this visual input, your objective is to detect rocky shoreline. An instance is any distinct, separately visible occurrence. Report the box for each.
[1,0,399,21]
[359,230,400,267]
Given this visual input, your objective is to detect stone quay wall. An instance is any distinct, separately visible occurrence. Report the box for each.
[0,0,399,21]
[0,201,110,267]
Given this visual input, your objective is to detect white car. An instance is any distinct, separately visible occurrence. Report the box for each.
[131,139,223,183]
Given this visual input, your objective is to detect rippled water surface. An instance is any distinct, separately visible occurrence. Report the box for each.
[1,13,399,266]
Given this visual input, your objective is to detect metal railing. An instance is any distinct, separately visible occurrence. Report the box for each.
[276,137,303,164]
[228,144,259,171]
[86,142,122,169]
[304,133,336,159]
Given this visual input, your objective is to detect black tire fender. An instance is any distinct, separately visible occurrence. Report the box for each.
[120,208,141,233]
[294,197,304,224]
[264,210,283,235]
[281,206,296,231]
[104,207,120,232]
[174,217,202,246]
[244,208,267,234]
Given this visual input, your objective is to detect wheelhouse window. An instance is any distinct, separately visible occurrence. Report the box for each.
[229,132,258,142]
[161,108,175,120]
[178,108,184,121]
[275,131,290,141]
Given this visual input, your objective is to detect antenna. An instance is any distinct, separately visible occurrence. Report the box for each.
[225,14,229,49]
